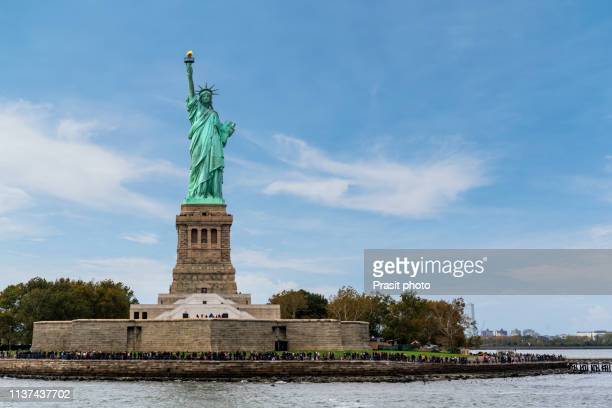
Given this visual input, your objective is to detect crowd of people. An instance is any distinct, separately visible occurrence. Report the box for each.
[1,350,563,364]
[469,351,565,363]
[195,313,228,319]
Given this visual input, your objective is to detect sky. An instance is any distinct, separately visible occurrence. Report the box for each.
[1,1,612,335]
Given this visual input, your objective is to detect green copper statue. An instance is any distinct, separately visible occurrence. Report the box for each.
[183,50,236,204]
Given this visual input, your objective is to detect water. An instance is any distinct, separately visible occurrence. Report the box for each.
[0,374,609,407]
[1,349,610,407]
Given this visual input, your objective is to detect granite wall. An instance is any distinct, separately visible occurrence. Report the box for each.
[31,318,369,352]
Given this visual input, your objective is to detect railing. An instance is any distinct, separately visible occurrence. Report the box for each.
[568,360,612,373]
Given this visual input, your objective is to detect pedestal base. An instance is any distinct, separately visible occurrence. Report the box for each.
[169,204,237,295]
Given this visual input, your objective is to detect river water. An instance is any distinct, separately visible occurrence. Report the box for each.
[1,349,610,407]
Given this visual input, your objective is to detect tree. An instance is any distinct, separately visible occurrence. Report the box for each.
[269,290,308,319]
[429,298,468,352]
[298,291,328,319]
[267,286,471,352]
[268,289,329,319]
[0,311,20,348]
[359,293,393,337]
[327,287,363,321]
[382,291,429,344]
[93,280,137,318]
[0,277,138,346]
[327,287,392,337]
[466,335,482,348]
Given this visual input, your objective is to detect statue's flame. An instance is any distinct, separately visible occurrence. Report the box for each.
[186,50,193,58]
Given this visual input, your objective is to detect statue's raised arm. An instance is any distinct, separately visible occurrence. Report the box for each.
[185,50,195,98]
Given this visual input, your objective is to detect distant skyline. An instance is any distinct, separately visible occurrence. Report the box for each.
[1,1,612,334]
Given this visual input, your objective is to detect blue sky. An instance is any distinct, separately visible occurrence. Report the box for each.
[1,1,612,334]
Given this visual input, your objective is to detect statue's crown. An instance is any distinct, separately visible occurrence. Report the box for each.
[197,83,218,96]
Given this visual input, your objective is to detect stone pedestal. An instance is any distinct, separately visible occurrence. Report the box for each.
[170,204,237,294]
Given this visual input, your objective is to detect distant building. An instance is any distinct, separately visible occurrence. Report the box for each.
[493,329,508,337]
[523,329,538,337]
[510,329,521,337]
[464,303,478,337]
[575,330,610,339]
[481,329,494,337]
[541,335,554,340]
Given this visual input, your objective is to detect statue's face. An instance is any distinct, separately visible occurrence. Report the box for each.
[200,91,212,105]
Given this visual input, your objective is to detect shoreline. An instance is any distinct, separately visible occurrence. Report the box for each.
[475,346,612,350]
[0,359,571,383]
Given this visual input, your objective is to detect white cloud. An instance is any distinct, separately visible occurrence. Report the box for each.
[0,217,28,238]
[589,224,612,240]
[233,248,352,275]
[0,100,182,218]
[260,134,487,217]
[121,232,159,245]
[77,256,167,273]
[0,185,31,214]
[587,305,609,322]
[236,273,299,304]
[582,305,612,329]
[56,118,108,141]
[0,256,172,304]
[266,179,349,203]
[236,273,342,303]
[76,257,171,304]
[0,186,48,240]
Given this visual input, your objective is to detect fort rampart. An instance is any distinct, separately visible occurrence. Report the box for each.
[31,319,370,353]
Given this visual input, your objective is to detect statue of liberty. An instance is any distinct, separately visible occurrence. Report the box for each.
[183,50,236,204]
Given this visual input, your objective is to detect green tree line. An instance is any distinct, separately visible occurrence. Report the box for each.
[0,277,137,347]
[1,278,470,352]
[270,286,473,351]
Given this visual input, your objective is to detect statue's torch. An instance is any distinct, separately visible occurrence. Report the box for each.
[184,50,194,64]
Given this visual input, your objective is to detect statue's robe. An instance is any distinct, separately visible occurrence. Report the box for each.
[186,95,233,200]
